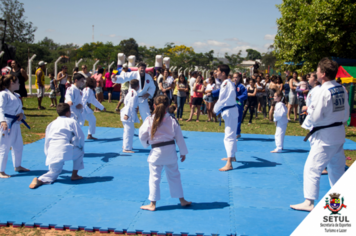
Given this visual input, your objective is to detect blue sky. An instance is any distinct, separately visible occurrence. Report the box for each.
[22,0,281,56]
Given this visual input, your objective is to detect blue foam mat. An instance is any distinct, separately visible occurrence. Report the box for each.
[0,127,355,236]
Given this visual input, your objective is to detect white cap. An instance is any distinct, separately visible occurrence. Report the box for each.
[38,61,47,66]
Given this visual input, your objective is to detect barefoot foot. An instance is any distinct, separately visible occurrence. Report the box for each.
[322,169,328,175]
[71,175,83,181]
[14,166,30,172]
[123,150,135,153]
[0,172,10,178]
[140,202,156,211]
[179,198,192,207]
[29,177,43,189]
[221,157,237,162]
[290,200,314,212]
[219,163,233,171]
[87,135,97,140]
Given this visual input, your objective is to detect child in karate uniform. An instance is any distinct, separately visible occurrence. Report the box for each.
[139,95,191,211]
[271,91,288,153]
[214,65,238,171]
[82,78,106,139]
[0,74,30,178]
[121,79,140,153]
[29,103,85,189]
[65,73,85,125]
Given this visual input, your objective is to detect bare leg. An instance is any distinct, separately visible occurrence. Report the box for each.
[180,197,192,207]
[221,157,236,161]
[186,105,195,121]
[141,201,156,211]
[108,92,112,103]
[290,199,314,212]
[71,170,83,181]
[219,157,233,171]
[196,105,201,121]
[294,105,298,121]
[287,104,291,120]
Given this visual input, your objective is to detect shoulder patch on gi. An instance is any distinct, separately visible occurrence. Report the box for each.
[146,79,150,84]
[236,87,240,92]
[223,81,227,87]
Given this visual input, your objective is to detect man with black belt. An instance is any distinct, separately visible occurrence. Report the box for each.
[290,58,349,212]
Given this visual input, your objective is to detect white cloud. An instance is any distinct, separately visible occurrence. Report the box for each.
[264,34,275,40]
[45,29,55,33]
[192,41,207,48]
[109,34,116,38]
[207,40,229,47]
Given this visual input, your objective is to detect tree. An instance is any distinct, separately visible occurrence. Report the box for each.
[119,38,141,61]
[261,45,277,70]
[224,51,243,66]
[274,0,356,72]
[245,49,262,60]
[0,0,37,43]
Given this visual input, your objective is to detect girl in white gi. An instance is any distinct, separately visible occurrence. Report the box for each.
[0,74,29,178]
[271,91,288,153]
[291,58,349,212]
[112,62,156,121]
[29,103,85,189]
[82,78,106,140]
[214,65,238,172]
[122,79,140,153]
[139,95,191,211]
[65,73,85,126]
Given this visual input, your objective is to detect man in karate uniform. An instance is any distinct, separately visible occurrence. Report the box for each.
[112,62,156,121]
[121,79,140,153]
[29,103,85,189]
[65,73,85,125]
[213,64,238,171]
[290,58,349,211]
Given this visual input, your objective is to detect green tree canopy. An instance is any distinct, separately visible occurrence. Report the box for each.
[0,0,37,43]
[246,49,262,60]
[274,0,356,72]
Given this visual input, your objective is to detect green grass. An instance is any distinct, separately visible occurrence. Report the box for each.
[19,97,356,167]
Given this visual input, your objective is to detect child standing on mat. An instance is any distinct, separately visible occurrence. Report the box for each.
[48,73,57,107]
[139,95,191,211]
[0,74,30,178]
[82,78,106,140]
[121,79,140,153]
[214,65,238,171]
[29,103,85,189]
[65,73,85,126]
[271,91,288,153]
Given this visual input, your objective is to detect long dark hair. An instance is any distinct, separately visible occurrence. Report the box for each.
[0,74,17,91]
[178,74,187,86]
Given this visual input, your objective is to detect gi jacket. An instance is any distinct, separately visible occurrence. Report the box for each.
[213,79,238,119]
[121,88,140,123]
[0,89,25,128]
[82,87,104,115]
[44,116,85,166]
[65,85,84,125]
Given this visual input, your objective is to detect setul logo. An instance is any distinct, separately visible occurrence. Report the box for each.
[324,193,347,215]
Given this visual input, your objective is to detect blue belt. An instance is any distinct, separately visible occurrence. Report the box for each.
[216,104,238,126]
[4,114,30,130]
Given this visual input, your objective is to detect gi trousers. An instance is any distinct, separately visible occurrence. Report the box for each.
[236,104,243,135]
[275,122,287,151]
[39,147,84,183]
[139,100,151,121]
[84,113,97,135]
[148,162,184,201]
[0,124,23,172]
[303,143,345,200]
[224,113,238,158]
[123,122,135,151]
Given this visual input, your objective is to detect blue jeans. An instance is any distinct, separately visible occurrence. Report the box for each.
[59,84,66,103]
[177,96,186,118]
[237,104,244,135]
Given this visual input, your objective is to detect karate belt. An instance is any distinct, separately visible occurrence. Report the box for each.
[151,140,175,148]
[303,122,343,142]
[4,114,31,131]
[216,104,238,126]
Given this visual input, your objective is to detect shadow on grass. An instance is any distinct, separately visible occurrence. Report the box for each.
[155,201,229,211]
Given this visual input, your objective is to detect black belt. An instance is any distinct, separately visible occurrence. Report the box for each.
[151,140,175,148]
[304,122,343,142]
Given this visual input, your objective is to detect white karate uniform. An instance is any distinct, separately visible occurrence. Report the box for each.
[113,71,156,121]
[38,116,85,183]
[273,101,288,152]
[0,89,25,172]
[82,87,105,135]
[301,85,321,132]
[304,80,349,200]
[121,89,140,151]
[65,85,84,126]
[139,113,188,201]
[213,79,238,158]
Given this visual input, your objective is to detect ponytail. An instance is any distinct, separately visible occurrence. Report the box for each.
[151,95,169,139]
[0,74,16,91]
